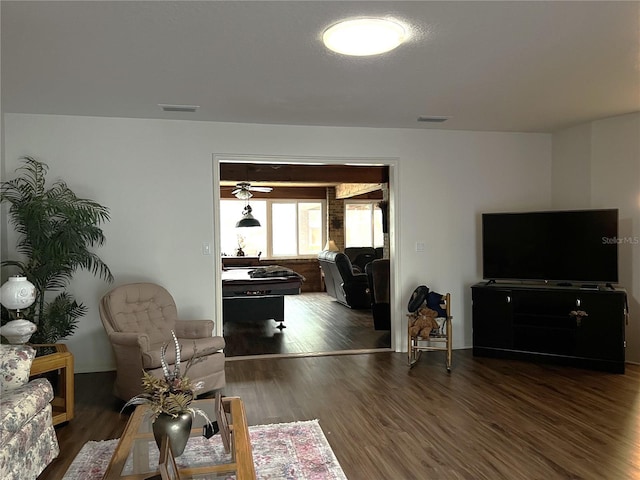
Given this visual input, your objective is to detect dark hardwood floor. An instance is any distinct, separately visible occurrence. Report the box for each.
[223,292,391,357]
[39,350,640,480]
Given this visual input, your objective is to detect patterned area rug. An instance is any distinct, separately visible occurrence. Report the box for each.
[62,419,347,479]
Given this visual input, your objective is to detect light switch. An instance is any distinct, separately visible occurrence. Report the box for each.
[415,242,425,252]
[202,242,211,255]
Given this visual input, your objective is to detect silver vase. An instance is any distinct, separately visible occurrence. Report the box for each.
[152,412,192,457]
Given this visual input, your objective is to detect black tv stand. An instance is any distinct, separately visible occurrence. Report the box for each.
[471,282,627,373]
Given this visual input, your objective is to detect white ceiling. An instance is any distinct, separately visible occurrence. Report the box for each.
[2,1,638,133]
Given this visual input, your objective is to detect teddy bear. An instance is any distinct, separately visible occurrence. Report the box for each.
[407,306,440,338]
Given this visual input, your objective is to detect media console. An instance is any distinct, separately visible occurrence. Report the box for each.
[471,282,628,373]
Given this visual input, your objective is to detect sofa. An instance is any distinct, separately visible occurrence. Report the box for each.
[0,344,60,480]
[318,250,371,309]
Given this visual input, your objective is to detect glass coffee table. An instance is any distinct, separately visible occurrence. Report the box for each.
[102,397,255,479]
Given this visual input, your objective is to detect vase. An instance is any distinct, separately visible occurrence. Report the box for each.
[152,412,192,457]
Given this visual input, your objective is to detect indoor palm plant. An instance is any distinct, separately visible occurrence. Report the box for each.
[0,156,113,344]
[122,330,214,456]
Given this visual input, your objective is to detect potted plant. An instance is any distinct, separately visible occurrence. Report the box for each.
[0,156,113,344]
[122,330,214,456]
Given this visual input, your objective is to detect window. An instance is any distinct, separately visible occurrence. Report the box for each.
[345,201,383,248]
[271,203,297,256]
[219,199,325,258]
[220,200,267,257]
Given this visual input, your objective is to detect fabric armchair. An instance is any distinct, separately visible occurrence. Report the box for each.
[99,282,226,401]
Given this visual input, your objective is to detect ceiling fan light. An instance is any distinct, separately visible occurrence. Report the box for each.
[323,18,407,56]
[234,189,252,200]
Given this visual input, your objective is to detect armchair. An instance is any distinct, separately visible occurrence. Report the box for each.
[318,251,371,309]
[99,282,226,401]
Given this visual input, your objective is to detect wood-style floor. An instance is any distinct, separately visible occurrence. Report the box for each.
[39,350,640,480]
[223,292,391,357]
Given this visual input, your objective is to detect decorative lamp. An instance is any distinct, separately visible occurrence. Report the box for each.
[0,276,37,344]
[236,203,261,228]
[324,240,339,251]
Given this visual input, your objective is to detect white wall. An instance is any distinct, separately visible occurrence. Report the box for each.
[551,122,592,207]
[2,113,552,372]
[553,112,640,364]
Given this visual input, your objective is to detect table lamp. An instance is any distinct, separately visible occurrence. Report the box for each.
[0,275,37,344]
[324,240,339,251]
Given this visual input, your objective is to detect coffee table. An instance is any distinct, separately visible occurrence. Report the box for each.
[102,397,255,479]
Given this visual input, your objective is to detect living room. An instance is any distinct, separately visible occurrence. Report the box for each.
[1,2,639,479]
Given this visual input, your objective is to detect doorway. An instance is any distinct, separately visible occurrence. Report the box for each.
[212,154,399,359]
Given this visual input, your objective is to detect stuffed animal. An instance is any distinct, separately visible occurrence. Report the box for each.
[408,306,440,338]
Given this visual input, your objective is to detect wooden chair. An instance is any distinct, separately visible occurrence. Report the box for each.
[408,290,452,371]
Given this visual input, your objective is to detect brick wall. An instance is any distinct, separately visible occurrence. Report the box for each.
[326,187,345,250]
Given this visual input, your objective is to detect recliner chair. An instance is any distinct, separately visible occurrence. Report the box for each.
[318,251,371,309]
[99,282,226,401]
[365,259,391,330]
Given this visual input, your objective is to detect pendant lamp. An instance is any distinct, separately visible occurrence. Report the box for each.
[236,203,261,228]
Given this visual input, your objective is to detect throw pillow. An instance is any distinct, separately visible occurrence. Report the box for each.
[0,344,36,392]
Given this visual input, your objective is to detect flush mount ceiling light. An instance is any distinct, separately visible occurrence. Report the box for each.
[323,18,407,56]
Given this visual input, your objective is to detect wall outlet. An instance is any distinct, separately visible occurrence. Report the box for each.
[415,242,425,252]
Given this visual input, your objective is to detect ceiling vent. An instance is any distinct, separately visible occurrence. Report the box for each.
[159,104,199,113]
[417,116,450,123]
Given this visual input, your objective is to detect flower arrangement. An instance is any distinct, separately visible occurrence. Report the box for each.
[236,234,246,257]
[122,330,212,424]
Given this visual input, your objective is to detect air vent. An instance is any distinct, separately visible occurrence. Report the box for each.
[417,116,449,123]
[159,104,199,113]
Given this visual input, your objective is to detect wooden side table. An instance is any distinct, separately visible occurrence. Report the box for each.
[29,343,74,426]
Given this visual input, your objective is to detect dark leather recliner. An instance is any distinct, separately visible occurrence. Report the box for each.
[365,259,391,330]
[344,247,376,263]
[344,247,381,272]
[318,251,371,309]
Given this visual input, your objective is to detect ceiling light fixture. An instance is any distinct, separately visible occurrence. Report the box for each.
[236,202,261,228]
[323,18,407,56]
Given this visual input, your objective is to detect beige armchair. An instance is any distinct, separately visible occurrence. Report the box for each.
[99,282,225,401]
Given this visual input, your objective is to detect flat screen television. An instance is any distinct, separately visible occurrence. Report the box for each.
[482,209,618,284]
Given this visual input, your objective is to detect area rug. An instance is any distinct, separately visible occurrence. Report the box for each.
[62,419,347,480]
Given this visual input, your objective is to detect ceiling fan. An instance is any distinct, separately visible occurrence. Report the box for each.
[231,182,273,199]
